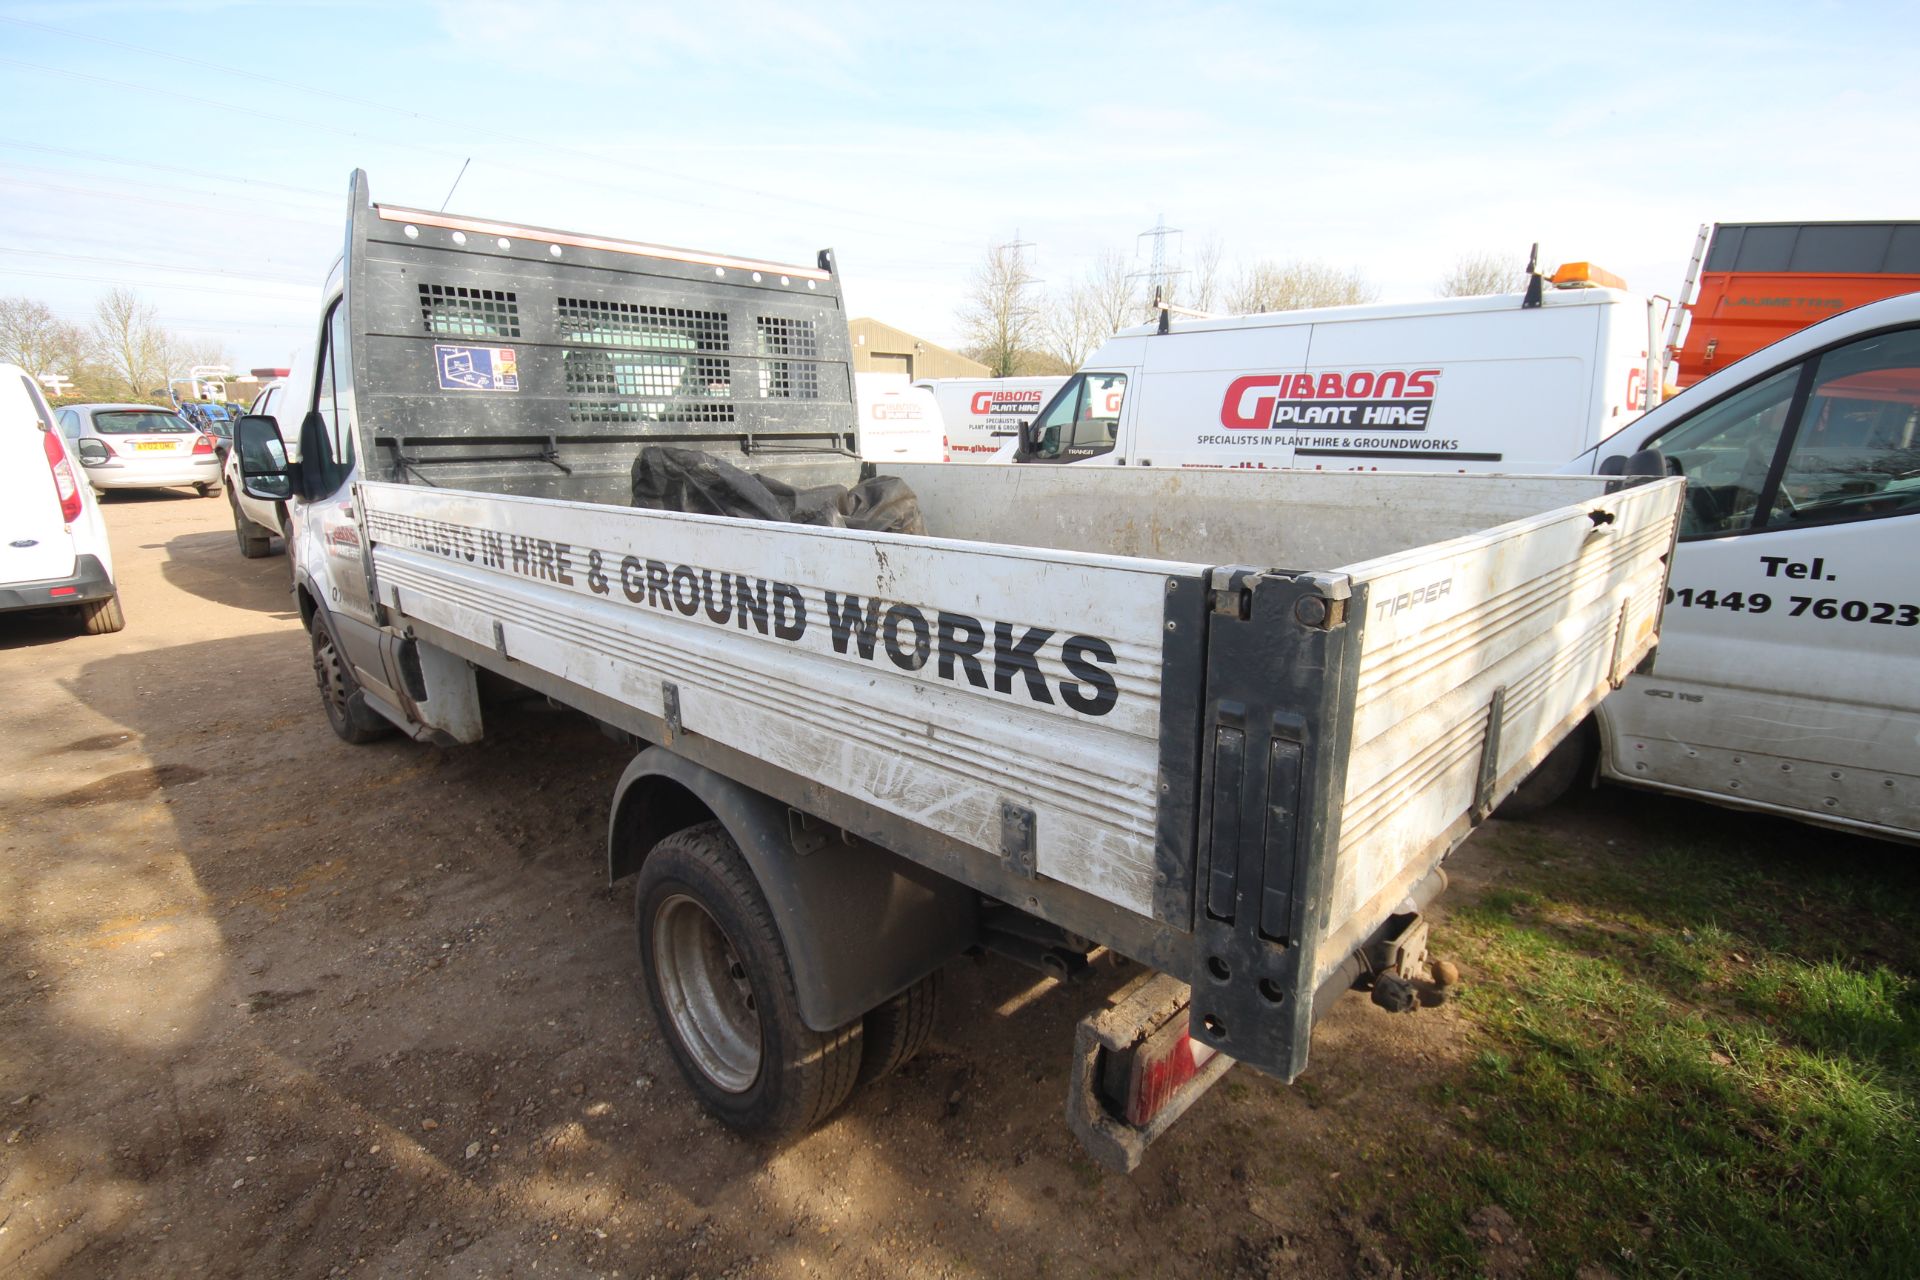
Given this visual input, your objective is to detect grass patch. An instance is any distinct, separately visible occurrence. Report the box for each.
[1386,799,1920,1278]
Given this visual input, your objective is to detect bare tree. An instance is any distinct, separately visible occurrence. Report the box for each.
[1439,250,1531,297]
[1227,261,1377,315]
[1041,250,1141,367]
[1175,235,1226,315]
[165,336,233,398]
[93,288,172,399]
[0,297,83,381]
[957,243,1040,378]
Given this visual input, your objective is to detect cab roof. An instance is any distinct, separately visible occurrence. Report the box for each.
[1117,285,1638,341]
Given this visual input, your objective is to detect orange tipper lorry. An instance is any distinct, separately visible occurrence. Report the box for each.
[1671,221,1920,388]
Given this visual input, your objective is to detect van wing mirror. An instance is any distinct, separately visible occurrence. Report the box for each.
[235,414,296,501]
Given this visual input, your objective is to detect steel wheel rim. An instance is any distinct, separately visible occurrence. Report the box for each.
[653,893,760,1093]
[313,635,351,722]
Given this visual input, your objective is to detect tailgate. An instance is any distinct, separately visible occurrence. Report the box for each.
[1183,475,1684,1080]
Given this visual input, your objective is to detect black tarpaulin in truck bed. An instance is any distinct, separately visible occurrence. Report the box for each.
[630,446,926,535]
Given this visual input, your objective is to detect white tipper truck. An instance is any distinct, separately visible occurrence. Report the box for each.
[234,173,1684,1170]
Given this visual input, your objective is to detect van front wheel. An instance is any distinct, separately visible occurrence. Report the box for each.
[311,624,392,744]
[1496,722,1592,818]
[231,491,272,558]
[637,822,864,1136]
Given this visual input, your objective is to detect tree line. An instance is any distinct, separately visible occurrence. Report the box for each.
[956,243,1533,377]
[0,288,228,403]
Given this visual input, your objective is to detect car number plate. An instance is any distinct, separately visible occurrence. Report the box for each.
[136,441,175,451]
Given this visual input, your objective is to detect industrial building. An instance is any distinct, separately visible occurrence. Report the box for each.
[848,317,988,380]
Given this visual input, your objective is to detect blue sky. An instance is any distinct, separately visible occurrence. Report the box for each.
[3,0,1916,370]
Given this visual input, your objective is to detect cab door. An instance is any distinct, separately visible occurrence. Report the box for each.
[1602,325,1920,834]
[299,297,384,673]
[1019,371,1131,465]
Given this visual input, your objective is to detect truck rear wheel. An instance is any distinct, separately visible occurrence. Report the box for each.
[637,821,864,1136]
[857,971,942,1085]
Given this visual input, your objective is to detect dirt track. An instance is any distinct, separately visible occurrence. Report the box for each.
[2,492,1474,1278]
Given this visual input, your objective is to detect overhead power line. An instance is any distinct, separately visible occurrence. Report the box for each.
[0,137,338,203]
[0,175,332,228]
[0,156,335,218]
[0,17,988,247]
[0,246,312,287]
[0,266,315,300]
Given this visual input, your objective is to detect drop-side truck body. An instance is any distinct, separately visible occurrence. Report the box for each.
[235,173,1683,1170]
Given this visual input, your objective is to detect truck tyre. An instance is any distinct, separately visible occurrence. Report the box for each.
[311,623,392,744]
[637,821,865,1136]
[231,492,272,558]
[78,593,125,635]
[1496,723,1591,818]
[857,970,942,1085]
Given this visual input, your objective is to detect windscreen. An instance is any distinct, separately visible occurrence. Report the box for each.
[92,410,194,434]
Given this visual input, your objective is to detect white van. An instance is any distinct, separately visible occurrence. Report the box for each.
[1013,276,1655,473]
[1555,291,1920,841]
[0,364,122,634]
[853,373,942,464]
[224,377,292,557]
[916,375,1068,462]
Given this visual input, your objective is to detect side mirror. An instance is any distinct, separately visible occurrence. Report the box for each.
[236,414,295,501]
[1597,454,1628,477]
[75,437,111,466]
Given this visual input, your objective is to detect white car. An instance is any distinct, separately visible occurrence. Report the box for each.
[1,365,123,634]
[55,402,223,497]
[224,377,289,557]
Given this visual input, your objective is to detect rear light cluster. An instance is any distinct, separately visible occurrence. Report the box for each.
[42,430,84,523]
[1121,1024,1218,1128]
[192,433,216,455]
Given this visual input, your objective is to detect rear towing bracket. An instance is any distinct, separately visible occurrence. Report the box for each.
[1067,879,1448,1174]
[1067,973,1234,1174]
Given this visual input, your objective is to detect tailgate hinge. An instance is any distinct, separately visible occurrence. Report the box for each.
[1207,566,1258,620]
[662,681,682,742]
[1471,685,1507,824]
[1000,800,1037,879]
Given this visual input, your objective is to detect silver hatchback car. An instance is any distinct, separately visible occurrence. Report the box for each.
[55,403,223,498]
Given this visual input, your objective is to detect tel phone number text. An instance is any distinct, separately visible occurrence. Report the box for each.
[1665,587,1919,626]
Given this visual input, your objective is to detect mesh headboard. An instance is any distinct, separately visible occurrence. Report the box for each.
[341,170,860,500]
